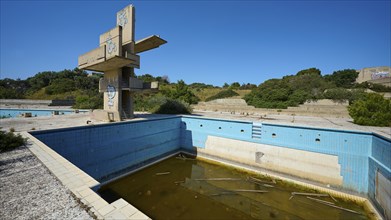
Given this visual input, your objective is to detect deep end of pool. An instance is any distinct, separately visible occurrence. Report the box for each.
[28,115,390,220]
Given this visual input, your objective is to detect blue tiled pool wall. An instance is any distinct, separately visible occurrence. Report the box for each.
[181,117,377,193]
[0,108,86,118]
[260,123,372,193]
[32,117,182,180]
[32,115,390,198]
[180,117,253,149]
[368,135,391,216]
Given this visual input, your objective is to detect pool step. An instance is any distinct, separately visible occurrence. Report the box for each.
[252,123,262,139]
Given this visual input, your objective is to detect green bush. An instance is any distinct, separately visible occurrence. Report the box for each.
[324,69,358,88]
[355,82,391,93]
[323,88,351,103]
[164,80,200,104]
[73,93,103,109]
[348,93,391,127]
[205,89,239,102]
[150,97,192,114]
[45,78,76,95]
[0,131,27,153]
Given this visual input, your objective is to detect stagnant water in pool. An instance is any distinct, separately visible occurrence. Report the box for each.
[99,154,369,220]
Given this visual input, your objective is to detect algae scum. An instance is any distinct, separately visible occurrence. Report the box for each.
[99,154,369,220]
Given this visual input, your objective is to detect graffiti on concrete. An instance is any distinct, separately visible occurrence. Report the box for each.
[371,71,389,80]
[117,8,128,27]
[107,85,116,107]
[106,34,117,55]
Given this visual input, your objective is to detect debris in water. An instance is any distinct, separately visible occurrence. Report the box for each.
[232,189,268,193]
[291,192,329,197]
[176,153,196,160]
[175,157,196,161]
[306,196,335,205]
[174,181,185,184]
[210,192,237,196]
[263,184,275,188]
[156,172,170,176]
[306,197,361,215]
[248,176,276,184]
[195,178,241,181]
[247,179,263,186]
[176,157,186,160]
[329,194,338,202]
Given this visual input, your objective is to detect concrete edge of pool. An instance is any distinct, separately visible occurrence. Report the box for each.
[23,115,390,220]
[24,132,149,220]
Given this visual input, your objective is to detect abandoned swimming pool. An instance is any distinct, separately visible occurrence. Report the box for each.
[0,108,87,118]
[99,154,369,220]
[27,115,390,219]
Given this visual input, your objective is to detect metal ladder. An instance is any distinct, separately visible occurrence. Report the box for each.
[252,123,262,139]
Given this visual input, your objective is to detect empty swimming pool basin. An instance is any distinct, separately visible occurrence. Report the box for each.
[0,108,87,118]
[27,116,390,219]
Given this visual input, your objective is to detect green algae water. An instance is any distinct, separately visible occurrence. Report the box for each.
[99,155,369,220]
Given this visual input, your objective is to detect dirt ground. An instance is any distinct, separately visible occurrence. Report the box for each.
[0,146,93,220]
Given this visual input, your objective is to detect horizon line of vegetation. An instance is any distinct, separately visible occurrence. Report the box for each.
[1,67,390,126]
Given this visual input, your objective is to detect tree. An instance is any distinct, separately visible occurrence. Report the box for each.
[0,78,30,99]
[323,88,351,103]
[74,93,103,109]
[324,69,358,88]
[239,83,257,90]
[167,80,199,104]
[137,74,170,84]
[45,78,75,95]
[296,68,321,76]
[244,68,334,109]
[229,82,240,90]
[348,93,391,127]
[222,83,229,88]
[152,97,192,114]
[27,71,57,92]
[137,74,155,82]
[354,82,391,92]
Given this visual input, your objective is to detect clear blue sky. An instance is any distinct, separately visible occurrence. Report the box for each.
[1,1,390,86]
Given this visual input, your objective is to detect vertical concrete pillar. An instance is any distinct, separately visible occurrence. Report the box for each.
[78,4,166,121]
[103,69,122,117]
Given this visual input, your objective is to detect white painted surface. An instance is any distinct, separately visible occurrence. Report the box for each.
[376,171,391,219]
[201,136,343,186]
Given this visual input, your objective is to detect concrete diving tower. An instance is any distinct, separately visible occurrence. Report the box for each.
[78,5,166,122]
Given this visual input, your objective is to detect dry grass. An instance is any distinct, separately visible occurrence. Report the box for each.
[194,88,252,101]
[26,88,82,100]
[235,89,252,97]
[193,88,223,101]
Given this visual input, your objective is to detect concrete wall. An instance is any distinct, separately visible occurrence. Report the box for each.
[369,135,391,219]
[356,66,390,86]
[32,117,182,181]
[192,98,350,117]
[260,123,371,193]
[181,117,373,193]
[0,99,74,106]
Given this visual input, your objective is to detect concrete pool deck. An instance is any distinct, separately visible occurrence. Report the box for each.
[0,111,389,219]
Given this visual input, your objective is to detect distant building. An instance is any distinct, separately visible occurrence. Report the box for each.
[356,66,390,87]
[88,72,103,77]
